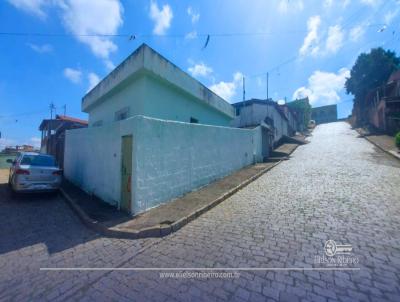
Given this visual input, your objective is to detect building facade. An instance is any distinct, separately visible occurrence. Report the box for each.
[65,44,263,215]
[287,97,311,131]
[231,99,290,147]
[365,71,400,134]
[39,115,88,168]
[83,44,234,127]
[311,104,338,124]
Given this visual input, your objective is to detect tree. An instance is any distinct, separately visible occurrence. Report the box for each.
[345,48,400,125]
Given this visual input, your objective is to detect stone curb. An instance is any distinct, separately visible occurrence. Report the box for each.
[61,144,299,239]
[355,130,400,161]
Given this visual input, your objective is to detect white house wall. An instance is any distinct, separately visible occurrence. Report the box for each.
[64,123,122,206]
[232,103,289,144]
[65,115,263,215]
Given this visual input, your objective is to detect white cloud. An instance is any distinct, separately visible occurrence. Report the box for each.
[343,0,351,7]
[27,43,53,53]
[188,62,213,78]
[187,6,199,23]
[292,68,350,106]
[104,59,116,71]
[28,137,41,148]
[349,24,365,42]
[0,138,16,150]
[7,0,47,19]
[278,0,304,13]
[9,0,123,69]
[299,15,321,56]
[87,72,100,92]
[300,17,346,56]
[360,0,380,6]
[59,0,123,65]
[384,8,400,25]
[324,0,333,8]
[149,1,173,35]
[324,0,351,8]
[185,30,197,40]
[325,25,344,54]
[63,67,82,84]
[209,72,243,102]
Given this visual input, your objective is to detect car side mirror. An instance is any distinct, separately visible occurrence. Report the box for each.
[6,159,14,164]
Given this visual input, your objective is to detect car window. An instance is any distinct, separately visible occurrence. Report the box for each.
[20,155,55,167]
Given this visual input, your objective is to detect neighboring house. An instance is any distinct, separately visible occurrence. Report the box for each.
[279,104,299,135]
[1,145,35,154]
[39,115,88,168]
[365,70,400,134]
[231,98,290,147]
[287,97,311,131]
[311,104,338,124]
[64,44,264,215]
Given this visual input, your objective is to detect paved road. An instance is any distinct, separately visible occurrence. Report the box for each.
[1,122,400,301]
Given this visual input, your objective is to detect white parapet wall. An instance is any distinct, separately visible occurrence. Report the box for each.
[65,115,263,214]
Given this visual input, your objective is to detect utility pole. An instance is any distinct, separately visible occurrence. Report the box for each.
[242,76,246,101]
[63,104,66,116]
[266,72,269,100]
[48,102,56,154]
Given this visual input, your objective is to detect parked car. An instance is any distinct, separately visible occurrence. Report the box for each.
[7,152,62,193]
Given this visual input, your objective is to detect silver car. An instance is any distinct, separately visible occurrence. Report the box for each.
[7,152,62,193]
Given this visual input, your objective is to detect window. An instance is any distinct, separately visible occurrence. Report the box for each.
[190,117,199,123]
[115,107,130,121]
[92,120,103,127]
[20,155,55,167]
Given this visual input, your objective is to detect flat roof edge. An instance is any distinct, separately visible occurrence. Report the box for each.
[81,44,234,118]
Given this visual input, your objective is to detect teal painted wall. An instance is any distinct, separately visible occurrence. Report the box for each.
[142,74,232,126]
[88,76,146,126]
[87,72,232,127]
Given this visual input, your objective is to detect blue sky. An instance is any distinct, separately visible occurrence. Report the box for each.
[0,0,399,149]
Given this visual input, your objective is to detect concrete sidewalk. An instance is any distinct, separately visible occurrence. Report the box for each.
[61,143,301,239]
[356,128,400,161]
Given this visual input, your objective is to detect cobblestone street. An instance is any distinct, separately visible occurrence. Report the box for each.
[1,122,400,301]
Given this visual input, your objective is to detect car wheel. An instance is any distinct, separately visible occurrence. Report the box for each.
[8,177,17,198]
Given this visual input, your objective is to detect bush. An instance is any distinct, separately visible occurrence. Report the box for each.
[396,132,400,148]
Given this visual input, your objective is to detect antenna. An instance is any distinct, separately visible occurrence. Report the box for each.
[266,72,269,100]
[49,102,55,120]
[63,104,66,116]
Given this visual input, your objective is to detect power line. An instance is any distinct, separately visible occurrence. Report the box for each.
[245,1,396,85]
[0,109,48,119]
[0,30,308,39]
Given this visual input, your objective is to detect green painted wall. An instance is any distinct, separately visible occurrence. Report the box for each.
[88,76,146,126]
[143,74,232,126]
[87,72,232,127]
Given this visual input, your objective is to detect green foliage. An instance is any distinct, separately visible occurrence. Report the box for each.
[287,98,312,128]
[345,48,400,101]
[395,132,400,149]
